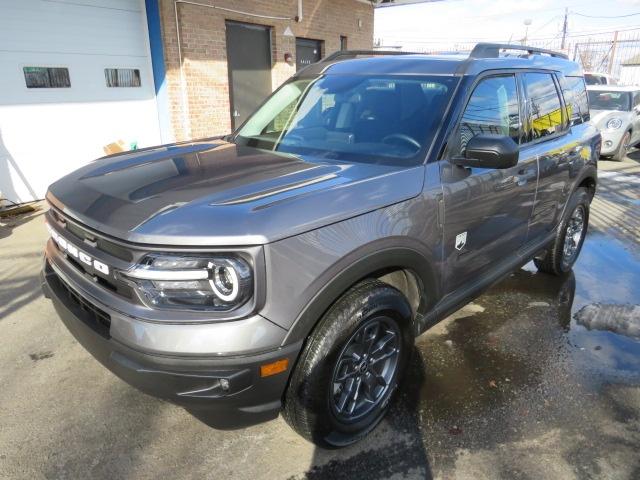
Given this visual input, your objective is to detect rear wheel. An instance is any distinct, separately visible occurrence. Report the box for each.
[612,131,631,161]
[283,279,413,448]
[534,188,590,275]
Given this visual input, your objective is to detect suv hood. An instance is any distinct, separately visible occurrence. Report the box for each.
[47,140,424,246]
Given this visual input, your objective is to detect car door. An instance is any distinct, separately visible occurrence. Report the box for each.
[524,72,582,240]
[440,73,538,295]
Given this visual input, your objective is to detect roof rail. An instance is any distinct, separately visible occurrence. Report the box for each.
[469,43,568,59]
[322,50,422,62]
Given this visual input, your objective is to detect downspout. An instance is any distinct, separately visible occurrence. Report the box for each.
[173,1,295,139]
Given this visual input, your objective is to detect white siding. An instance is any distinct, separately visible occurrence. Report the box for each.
[0,0,162,203]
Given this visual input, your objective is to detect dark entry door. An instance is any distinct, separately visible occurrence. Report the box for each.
[226,21,272,130]
[296,38,322,71]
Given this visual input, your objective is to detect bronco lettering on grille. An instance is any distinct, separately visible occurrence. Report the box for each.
[46,222,110,275]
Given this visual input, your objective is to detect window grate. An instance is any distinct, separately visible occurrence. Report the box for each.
[105,68,141,87]
[23,67,70,88]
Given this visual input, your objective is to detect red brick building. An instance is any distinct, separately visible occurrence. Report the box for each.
[156,0,375,141]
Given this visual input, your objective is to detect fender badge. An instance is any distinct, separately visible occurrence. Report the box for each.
[455,232,467,251]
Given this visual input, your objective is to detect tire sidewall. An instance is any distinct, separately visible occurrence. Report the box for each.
[558,189,590,273]
[288,282,413,447]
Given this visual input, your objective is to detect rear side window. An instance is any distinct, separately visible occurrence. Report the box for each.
[523,73,565,141]
[562,76,590,125]
[454,75,520,155]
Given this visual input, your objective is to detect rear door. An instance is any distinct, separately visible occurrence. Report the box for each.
[441,73,538,295]
[522,72,580,240]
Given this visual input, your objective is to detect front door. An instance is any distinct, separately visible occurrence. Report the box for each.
[441,74,538,294]
[296,38,322,71]
[226,21,272,130]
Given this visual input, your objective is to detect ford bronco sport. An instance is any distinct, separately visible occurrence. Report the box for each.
[42,44,600,447]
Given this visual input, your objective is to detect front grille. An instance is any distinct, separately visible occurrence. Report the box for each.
[48,264,112,339]
[51,208,133,262]
[51,240,134,299]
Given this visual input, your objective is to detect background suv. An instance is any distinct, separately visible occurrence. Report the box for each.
[42,44,600,447]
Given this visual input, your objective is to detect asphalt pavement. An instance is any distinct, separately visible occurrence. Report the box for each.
[1,155,639,480]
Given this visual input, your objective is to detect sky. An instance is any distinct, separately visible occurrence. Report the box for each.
[374,0,640,52]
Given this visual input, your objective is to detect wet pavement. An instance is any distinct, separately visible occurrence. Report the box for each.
[1,157,639,480]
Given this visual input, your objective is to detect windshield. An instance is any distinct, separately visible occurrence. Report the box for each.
[233,75,458,165]
[584,74,608,86]
[588,90,631,111]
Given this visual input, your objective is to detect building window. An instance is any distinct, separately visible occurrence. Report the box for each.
[23,67,70,88]
[104,68,141,87]
[340,36,348,51]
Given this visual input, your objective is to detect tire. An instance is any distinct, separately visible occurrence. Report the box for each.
[612,131,631,161]
[283,279,413,448]
[534,187,590,275]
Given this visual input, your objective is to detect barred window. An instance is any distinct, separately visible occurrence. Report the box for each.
[23,67,70,88]
[104,68,141,87]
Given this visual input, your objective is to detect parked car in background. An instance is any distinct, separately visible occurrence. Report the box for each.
[588,85,640,160]
[584,71,618,86]
[41,44,599,448]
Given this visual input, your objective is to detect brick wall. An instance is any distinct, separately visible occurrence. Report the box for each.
[158,0,374,140]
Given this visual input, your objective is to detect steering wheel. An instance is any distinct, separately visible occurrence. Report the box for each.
[382,133,421,151]
[282,133,305,145]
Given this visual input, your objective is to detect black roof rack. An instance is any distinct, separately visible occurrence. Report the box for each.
[469,43,568,59]
[322,50,423,62]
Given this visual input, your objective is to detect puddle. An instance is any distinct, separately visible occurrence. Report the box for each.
[405,230,640,430]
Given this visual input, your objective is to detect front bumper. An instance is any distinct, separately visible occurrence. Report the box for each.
[41,258,302,429]
[599,129,625,155]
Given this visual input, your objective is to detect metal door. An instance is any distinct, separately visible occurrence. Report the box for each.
[226,21,272,130]
[296,38,322,71]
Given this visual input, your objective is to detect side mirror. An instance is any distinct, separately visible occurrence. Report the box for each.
[451,134,519,169]
[634,106,640,115]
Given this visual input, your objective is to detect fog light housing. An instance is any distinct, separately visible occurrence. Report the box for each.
[605,140,613,148]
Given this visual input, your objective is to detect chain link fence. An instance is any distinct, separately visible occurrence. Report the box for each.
[378,30,640,85]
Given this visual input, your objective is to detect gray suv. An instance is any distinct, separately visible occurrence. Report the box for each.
[41,44,600,447]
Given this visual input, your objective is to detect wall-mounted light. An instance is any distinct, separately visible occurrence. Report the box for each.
[284,53,294,64]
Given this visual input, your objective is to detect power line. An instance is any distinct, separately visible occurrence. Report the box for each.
[570,11,640,19]
[382,25,640,43]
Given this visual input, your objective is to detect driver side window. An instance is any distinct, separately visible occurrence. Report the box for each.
[454,75,520,155]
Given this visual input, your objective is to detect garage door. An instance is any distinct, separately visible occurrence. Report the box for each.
[0,0,162,203]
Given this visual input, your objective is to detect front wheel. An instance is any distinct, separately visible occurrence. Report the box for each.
[534,187,590,275]
[612,131,631,161]
[283,279,413,448]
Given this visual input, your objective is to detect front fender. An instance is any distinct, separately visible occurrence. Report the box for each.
[280,239,440,346]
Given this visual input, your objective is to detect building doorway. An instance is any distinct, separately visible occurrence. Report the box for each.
[225,21,272,130]
[296,38,323,71]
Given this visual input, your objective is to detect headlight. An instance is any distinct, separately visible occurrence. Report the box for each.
[606,117,623,130]
[119,254,253,311]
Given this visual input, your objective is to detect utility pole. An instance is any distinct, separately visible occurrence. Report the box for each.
[561,7,569,50]
[609,30,619,75]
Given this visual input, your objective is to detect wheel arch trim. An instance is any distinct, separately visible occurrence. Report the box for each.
[281,241,439,347]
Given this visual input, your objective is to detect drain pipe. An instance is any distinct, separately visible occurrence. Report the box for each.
[173,1,295,139]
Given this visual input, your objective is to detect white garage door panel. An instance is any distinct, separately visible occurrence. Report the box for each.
[0,101,160,203]
[0,0,162,203]
[0,0,145,56]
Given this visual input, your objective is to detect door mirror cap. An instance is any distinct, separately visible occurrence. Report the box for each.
[451,134,519,169]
